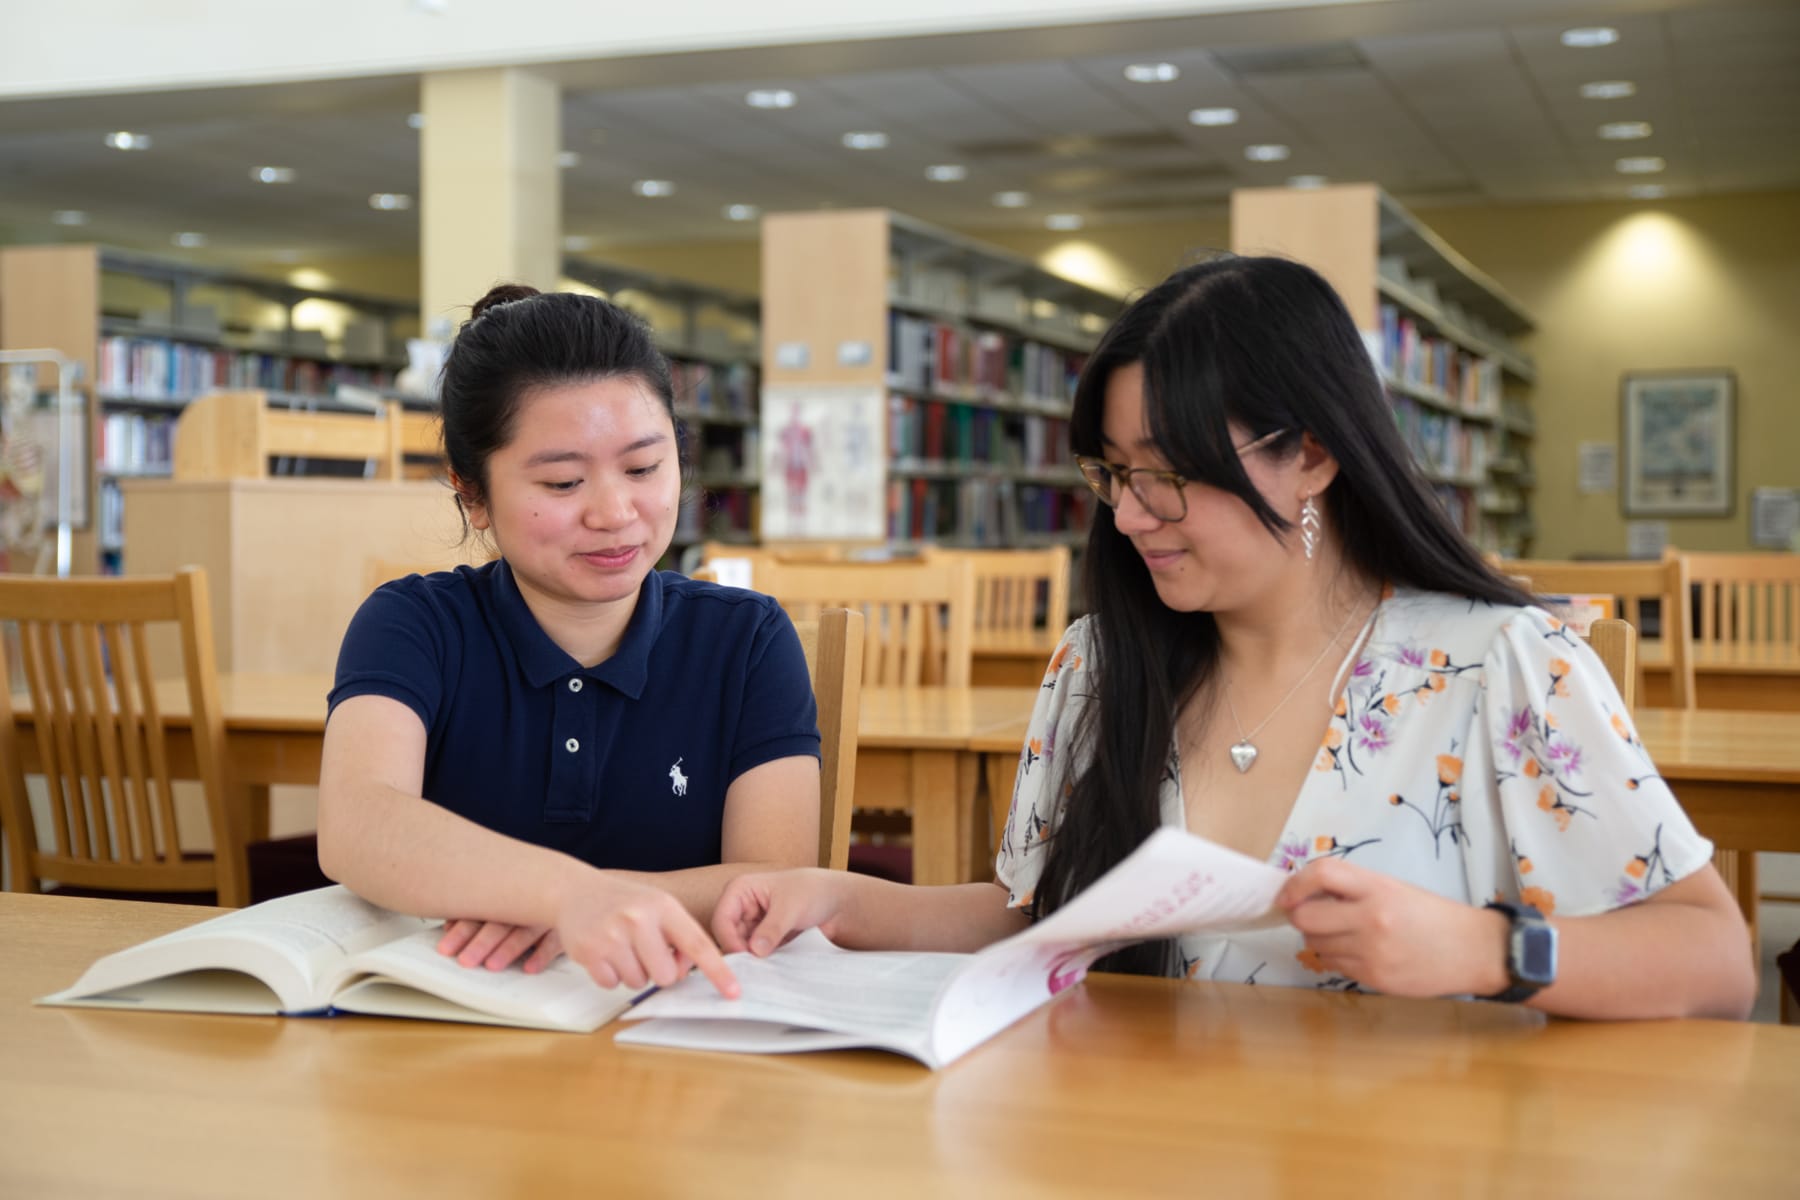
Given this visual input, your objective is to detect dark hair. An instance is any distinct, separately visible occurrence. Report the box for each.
[1033,253,1532,975]
[438,283,683,515]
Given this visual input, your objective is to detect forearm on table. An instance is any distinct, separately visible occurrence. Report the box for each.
[832,878,1030,952]
[1529,897,1757,1021]
[317,784,591,926]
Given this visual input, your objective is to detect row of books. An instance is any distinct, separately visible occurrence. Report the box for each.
[97,336,395,402]
[671,361,757,419]
[886,477,1091,545]
[1376,305,1503,417]
[886,313,1084,409]
[886,397,1070,470]
[675,487,756,542]
[1391,394,1494,482]
[97,412,176,472]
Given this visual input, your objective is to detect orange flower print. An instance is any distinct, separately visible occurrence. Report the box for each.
[1388,793,1404,806]
[1523,758,1541,779]
[1625,857,1648,879]
[1537,786,1555,812]
[1314,835,1336,853]
[1296,947,1328,974]
[1382,694,1402,716]
[1430,649,1449,668]
[1520,886,1557,915]
[1334,695,1348,718]
[1544,615,1564,632]
[1436,754,1463,785]
[1321,727,1343,750]
[1548,658,1572,698]
[1518,856,1535,875]
[1047,643,1071,675]
[1610,711,1640,745]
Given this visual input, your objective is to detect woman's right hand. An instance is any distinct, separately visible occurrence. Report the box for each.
[712,868,857,956]
[556,877,740,999]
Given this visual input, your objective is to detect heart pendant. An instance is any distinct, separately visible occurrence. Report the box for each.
[1229,740,1258,773]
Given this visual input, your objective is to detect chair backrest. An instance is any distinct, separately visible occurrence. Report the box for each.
[364,557,472,595]
[0,568,246,905]
[1587,618,1637,711]
[1504,557,1693,708]
[945,546,1072,643]
[791,610,864,871]
[755,559,974,687]
[1677,551,1800,653]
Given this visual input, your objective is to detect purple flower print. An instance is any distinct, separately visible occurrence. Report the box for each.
[1611,879,1643,906]
[1546,739,1584,777]
[1353,657,1376,677]
[1276,839,1310,872]
[1398,645,1426,668]
[1356,712,1390,754]
[1500,706,1533,764]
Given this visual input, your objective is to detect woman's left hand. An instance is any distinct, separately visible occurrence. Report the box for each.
[437,919,564,973]
[1276,857,1510,997]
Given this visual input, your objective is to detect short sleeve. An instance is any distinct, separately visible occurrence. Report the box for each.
[328,580,447,730]
[995,617,1095,910]
[727,603,821,782]
[1463,607,1714,919]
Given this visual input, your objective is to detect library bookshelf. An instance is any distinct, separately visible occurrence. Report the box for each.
[562,257,762,561]
[1231,184,1537,558]
[760,209,1121,557]
[0,244,415,573]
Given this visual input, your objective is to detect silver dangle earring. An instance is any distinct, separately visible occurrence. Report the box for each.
[1300,495,1321,562]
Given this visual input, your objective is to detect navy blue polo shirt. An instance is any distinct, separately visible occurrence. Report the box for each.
[328,562,819,871]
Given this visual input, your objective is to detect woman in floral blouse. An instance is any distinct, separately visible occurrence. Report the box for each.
[713,256,1754,1019]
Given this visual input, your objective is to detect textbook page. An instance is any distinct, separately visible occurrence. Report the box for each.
[621,931,967,1062]
[331,930,644,1033]
[40,886,432,1014]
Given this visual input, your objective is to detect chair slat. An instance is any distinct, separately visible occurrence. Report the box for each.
[58,620,111,862]
[104,621,154,862]
[77,622,132,865]
[18,621,74,859]
[131,620,182,865]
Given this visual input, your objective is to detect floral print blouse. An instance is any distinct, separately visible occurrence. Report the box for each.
[995,587,1714,991]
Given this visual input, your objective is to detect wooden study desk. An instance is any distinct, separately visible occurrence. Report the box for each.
[971,629,1058,686]
[7,677,1041,888]
[1641,641,1800,711]
[4,893,1799,1198]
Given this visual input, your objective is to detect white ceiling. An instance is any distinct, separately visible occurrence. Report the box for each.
[0,0,1794,276]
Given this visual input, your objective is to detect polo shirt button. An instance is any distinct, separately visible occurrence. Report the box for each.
[568,678,583,692]
[565,738,580,753]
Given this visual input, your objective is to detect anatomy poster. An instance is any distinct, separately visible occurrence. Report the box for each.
[760,384,883,540]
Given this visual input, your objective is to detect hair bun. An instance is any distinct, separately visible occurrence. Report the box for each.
[469,283,540,322]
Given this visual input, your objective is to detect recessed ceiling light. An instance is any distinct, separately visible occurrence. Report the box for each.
[1628,184,1667,200]
[1599,121,1652,140]
[1188,107,1239,127]
[1561,27,1619,48]
[1287,174,1329,189]
[841,131,888,150]
[925,164,967,182]
[1124,62,1180,84]
[723,204,760,222]
[1245,144,1291,162]
[51,210,89,226]
[1615,156,1666,174]
[562,235,595,251]
[992,191,1030,208]
[1581,80,1636,100]
[171,232,207,248]
[104,131,151,151]
[1045,213,1085,231]
[632,179,674,197]
[407,112,426,130]
[250,166,295,184]
[557,151,581,168]
[745,89,796,109]
[368,192,414,210]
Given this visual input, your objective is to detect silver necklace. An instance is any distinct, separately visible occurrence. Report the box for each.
[1221,601,1369,774]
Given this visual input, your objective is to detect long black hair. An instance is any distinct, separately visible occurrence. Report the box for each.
[437,284,685,529]
[1031,254,1532,975]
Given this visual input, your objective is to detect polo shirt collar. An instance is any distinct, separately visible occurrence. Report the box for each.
[491,560,663,699]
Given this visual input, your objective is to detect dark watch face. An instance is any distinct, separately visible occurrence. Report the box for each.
[1516,924,1557,984]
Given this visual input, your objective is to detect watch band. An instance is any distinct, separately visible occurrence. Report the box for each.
[1482,900,1554,1002]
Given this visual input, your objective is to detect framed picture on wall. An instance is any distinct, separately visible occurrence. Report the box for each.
[1621,369,1736,517]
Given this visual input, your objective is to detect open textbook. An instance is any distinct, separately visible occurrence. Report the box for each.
[618,827,1288,1068]
[40,886,640,1033]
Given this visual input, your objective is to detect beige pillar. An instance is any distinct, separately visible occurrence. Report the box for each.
[420,67,561,337]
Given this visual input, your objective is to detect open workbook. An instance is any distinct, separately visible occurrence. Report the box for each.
[40,886,640,1033]
[618,827,1288,1068]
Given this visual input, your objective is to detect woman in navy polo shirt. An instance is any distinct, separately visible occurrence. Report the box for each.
[319,284,822,999]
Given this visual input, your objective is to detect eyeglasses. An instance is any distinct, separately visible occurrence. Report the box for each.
[1075,428,1289,523]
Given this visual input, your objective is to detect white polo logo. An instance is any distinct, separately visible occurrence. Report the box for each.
[669,758,688,797]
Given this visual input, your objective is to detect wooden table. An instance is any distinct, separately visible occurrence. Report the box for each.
[8,677,1041,889]
[1641,641,1800,711]
[972,630,1058,686]
[4,894,1798,1198]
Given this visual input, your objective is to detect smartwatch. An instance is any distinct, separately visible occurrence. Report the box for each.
[1482,900,1557,1002]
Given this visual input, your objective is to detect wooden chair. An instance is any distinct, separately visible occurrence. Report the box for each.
[1504,557,1694,708]
[1587,618,1637,709]
[1677,550,1800,654]
[943,546,1072,645]
[364,557,473,595]
[792,610,864,871]
[0,568,248,906]
[755,559,975,688]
